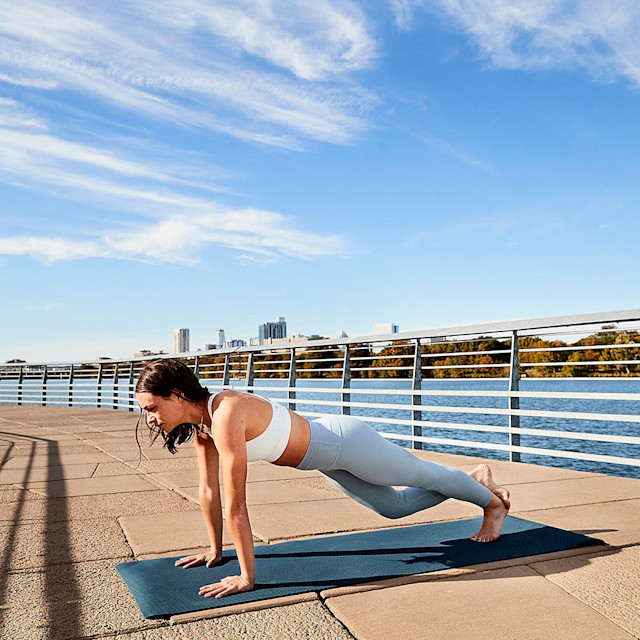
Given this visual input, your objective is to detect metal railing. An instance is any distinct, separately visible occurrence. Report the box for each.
[2,309,640,472]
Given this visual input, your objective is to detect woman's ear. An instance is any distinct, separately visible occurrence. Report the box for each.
[172,389,185,401]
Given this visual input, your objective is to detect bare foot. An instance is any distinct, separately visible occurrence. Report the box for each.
[470,493,509,542]
[468,464,511,509]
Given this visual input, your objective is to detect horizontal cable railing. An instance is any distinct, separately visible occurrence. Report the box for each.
[2,308,640,475]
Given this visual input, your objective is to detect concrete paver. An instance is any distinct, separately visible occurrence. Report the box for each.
[2,452,116,468]
[17,475,160,497]
[281,475,345,496]
[0,462,98,484]
[0,486,46,504]
[119,601,354,639]
[93,458,199,477]
[8,442,107,455]
[1,432,81,441]
[456,460,599,484]
[520,499,640,547]
[170,592,318,624]
[0,517,132,570]
[1,558,162,640]
[147,470,199,489]
[0,489,200,524]
[507,475,640,512]
[325,565,635,640]
[531,546,640,638]
[119,511,234,555]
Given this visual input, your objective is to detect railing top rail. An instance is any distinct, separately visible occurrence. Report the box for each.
[4,308,640,367]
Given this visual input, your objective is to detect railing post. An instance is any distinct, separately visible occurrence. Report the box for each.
[113,363,119,410]
[128,362,135,412]
[412,339,423,450]
[245,352,254,393]
[194,356,200,379]
[222,354,230,388]
[508,331,521,462]
[341,345,351,415]
[17,366,23,406]
[97,363,103,409]
[288,348,296,411]
[68,364,74,407]
[41,365,48,406]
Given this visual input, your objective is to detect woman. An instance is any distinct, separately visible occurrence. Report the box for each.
[135,359,510,600]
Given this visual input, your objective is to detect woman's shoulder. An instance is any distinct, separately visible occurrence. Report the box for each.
[214,389,247,403]
[210,389,254,413]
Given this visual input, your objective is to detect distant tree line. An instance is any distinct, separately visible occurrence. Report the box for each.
[191,328,640,380]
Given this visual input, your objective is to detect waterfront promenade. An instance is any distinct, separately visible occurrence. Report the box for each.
[1,405,638,639]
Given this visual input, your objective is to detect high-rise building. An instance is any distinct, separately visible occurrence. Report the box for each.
[225,338,247,348]
[258,316,287,344]
[372,322,399,335]
[215,328,225,348]
[172,328,190,353]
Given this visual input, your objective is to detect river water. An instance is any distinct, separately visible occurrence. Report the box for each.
[3,377,639,479]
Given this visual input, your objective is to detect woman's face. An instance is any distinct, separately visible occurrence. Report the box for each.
[136,391,184,433]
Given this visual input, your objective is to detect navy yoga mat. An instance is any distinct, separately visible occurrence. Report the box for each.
[116,515,601,618]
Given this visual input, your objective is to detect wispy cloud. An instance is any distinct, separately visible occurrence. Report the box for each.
[0,3,369,269]
[415,129,494,171]
[135,0,376,81]
[0,0,377,147]
[0,98,47,130]
[0,93,347,265]
[430,1,640,88]
[0,209,347,265]
[387,0,426,31]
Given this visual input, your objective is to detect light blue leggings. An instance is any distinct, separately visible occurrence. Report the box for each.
[296,415,492,518]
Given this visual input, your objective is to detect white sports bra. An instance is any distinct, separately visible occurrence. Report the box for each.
[205,393,292,463]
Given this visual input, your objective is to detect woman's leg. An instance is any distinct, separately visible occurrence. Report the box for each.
[318,415,493,518]
[321,468,451,519]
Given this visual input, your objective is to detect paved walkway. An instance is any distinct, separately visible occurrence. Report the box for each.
[0,406,638,639]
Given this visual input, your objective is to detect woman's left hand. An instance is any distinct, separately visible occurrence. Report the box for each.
[198,575,254,599]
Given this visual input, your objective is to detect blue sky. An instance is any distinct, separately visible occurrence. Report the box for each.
[1,1,640,362]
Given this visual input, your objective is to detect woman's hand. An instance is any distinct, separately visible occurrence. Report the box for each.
[198,575,254,599]
[174,552,222,569]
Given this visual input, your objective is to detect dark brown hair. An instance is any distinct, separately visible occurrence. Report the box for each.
[135,358,209,455]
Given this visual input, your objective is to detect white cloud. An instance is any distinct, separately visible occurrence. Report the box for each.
[415,129,494,171]
[387,0,426,31]
[0,125,233,194]
[0,98,48,130]
[0,236,108,263]
[105,209,346,263]
[0,73,58,89]
[0,103,347,266]
[0,0,376,147]
[135,0,376,81]
[0,209,346,265]
[431,0,640,87]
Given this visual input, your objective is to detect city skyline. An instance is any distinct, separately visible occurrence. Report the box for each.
[3,2,640,362]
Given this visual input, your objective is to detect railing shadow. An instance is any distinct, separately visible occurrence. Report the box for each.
[0,441,15,468]
[0,423,83,640]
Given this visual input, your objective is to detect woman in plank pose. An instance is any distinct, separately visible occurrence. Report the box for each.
[135,359,510,599]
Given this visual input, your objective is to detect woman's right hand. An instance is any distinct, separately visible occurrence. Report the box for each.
[174,552,222,569]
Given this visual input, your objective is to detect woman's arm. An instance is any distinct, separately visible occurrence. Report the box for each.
[175,430,223,568]
[196,432,223,555]
[199,396,255,598]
